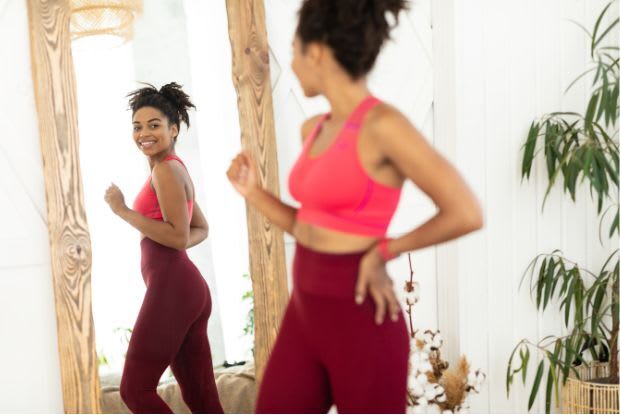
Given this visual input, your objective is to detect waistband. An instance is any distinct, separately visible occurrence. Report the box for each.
[140,237,189,262]
[293,242,368,299]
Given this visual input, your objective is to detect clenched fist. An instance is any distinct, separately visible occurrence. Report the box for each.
[104,183,128,216]
[226,151,260,198]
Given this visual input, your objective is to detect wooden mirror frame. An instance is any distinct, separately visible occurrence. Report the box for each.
[26,0,288,412]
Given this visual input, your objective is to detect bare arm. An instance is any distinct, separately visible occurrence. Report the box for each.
[107,161,192,250]
[370,106,483,256]
[226,115,324,235]
[355,106,483,325]
[227,152,298,235]
[187,202,209,249]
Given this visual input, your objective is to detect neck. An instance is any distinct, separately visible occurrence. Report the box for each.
[322,75,371,121]
[148,149,176,169]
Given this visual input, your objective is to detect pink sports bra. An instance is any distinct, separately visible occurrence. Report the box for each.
[133,154,194,221]
[288,95,402,237]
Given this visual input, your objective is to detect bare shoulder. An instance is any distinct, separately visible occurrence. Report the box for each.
[301,114,325,143]
[366,102,415,137]
[364,102,428,150]
[151,159,185,184]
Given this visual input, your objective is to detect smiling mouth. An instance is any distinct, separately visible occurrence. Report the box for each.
[139,140,156,149]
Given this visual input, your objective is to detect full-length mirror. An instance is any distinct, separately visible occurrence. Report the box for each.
[71,0,255,412]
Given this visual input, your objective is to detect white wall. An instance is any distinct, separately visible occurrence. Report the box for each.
[0,0,64,412]
[436,0,619,412]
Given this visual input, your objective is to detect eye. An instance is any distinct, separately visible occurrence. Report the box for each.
[149,124,159,129]
[133,126,140,132]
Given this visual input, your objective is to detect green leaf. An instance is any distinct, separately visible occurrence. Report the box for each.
[562,339,575,381]
[604,157,619,187]
[574,273,584,325]
[610,209,619,238]
[545,364,554,413]
[544,124,558,181]
[565,66,597,94]
[523,347,530,384]
[543,258,556,310]
[537,258,548,308]
[563,275,576,327]
[582,148,594,183]
[529,361,545,410]
[608,82,619,126]
[522,122,540,180]
[593,17,619,52]
[585,91,599,128]
[568,19,592,38]
[591,2,615,57]
[591,275,609,334]
[596,74,608,123]
[558,264,571,298]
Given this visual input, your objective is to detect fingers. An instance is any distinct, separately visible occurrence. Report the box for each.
[355,273,367,305]
[105,183,119,194]
[104,184,114,199]
[104,184,122,206]
[370,288,386,325]
[358,272,400,325]
[369,285,399,325]
[227,153,250,184]
[242,151,256,170]
[385,286,400,322]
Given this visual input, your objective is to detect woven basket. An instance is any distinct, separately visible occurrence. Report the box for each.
[561,362,619,413]
[70,0,142,40]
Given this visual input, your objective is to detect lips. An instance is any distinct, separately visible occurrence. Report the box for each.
[139,140,156,149]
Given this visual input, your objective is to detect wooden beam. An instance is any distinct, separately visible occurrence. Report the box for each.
[225,0,289,384]
[26,0,101,412]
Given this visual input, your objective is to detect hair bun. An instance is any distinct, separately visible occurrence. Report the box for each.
[296,0,409,79]
[158,82,196,128]
[373,0,408,16]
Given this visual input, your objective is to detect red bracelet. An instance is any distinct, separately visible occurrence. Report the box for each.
[377,238,399,262]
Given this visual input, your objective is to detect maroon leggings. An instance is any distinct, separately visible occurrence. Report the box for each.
[120,238,223,414]
[256,243,410,413]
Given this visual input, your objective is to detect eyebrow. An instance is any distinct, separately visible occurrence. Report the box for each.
[133,118,162,124]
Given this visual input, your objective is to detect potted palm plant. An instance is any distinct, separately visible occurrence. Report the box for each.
[506,1,619,413]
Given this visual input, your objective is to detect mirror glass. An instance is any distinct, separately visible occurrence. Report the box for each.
[71,0,254,382]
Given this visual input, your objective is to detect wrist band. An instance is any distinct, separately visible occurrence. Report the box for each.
[377,238,398,262]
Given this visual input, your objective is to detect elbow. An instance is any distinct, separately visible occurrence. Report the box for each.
[173,231,190,250]
[462,204,484,233]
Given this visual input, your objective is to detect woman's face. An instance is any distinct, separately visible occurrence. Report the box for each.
[132,106,178,157]
[291,36,322,97]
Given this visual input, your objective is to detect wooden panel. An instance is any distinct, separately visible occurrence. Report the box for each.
[25,0,101,412]
[225,0,289,383]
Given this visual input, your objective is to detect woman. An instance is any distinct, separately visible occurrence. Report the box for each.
[104,83,223,414]
[226,0,483,413]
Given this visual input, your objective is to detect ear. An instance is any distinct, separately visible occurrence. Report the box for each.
[306,41,325,66]
[170,123,179,140]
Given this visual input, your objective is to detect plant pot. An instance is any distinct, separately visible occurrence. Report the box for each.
[562,362,619,414]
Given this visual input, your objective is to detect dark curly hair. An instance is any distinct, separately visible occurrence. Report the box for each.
[296,0,408,79]
[127,82,196,134]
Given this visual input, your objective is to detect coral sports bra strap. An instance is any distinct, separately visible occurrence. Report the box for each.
[344,95,380,131]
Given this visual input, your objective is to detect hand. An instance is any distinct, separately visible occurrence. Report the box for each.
[226,151,260,198]
[355,247,400,325]
[104,183,128,216]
